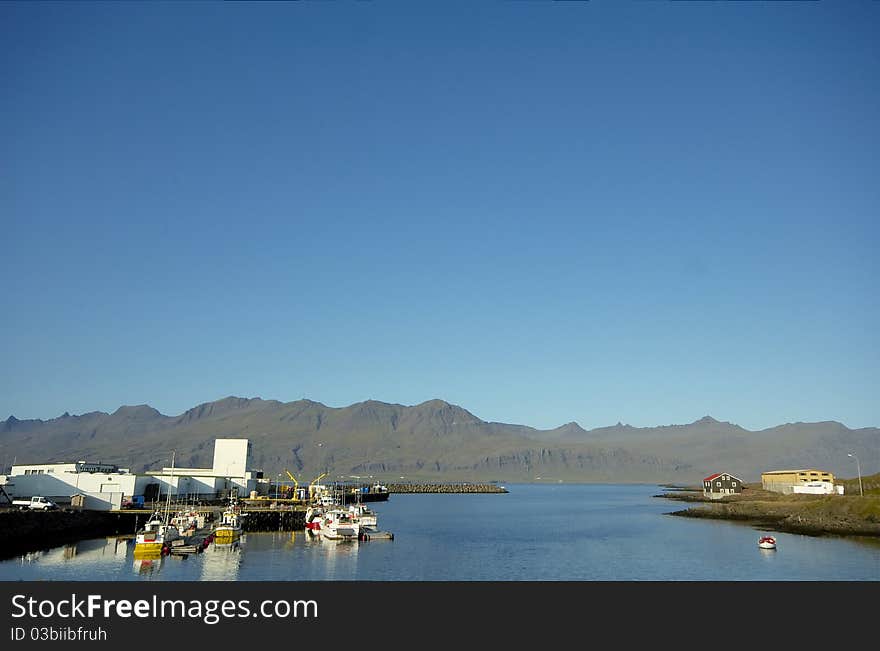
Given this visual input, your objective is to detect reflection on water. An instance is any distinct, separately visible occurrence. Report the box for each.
[18,538,129,573]
[312,533,359,579]
[133,555,164,577]
[200,537,245,581]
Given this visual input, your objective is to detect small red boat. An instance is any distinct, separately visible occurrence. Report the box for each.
[758,536,777,550]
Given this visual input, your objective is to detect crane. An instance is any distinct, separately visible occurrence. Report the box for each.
[309,472,328,503]
[284,470,300,501]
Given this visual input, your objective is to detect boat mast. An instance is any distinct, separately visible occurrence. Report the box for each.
[164,450,176,522]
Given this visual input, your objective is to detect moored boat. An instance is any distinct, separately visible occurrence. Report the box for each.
[304,505,324,535]
[213,500,244,542]
[134,511,180,556]
[318,506,360,541]
[135,450,180,556]
[758,536,777,550]
[348,503,378,529]
[170,509,204,537]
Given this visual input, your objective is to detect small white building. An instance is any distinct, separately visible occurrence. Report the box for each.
[791,481,844,495]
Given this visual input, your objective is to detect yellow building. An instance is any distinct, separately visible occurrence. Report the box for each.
[761,469,835,494]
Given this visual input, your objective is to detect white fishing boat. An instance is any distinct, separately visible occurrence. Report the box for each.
[170,509,204,537]
[318,506,360,541]
[348,503,378,529]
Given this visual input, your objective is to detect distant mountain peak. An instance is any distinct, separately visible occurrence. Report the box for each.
[419,399,482,419]
[177,396,266,422]
[695,415,719,425]
[417,398,453,409]
[294,398,328,408]
[217,395,262,404]
[548,421,589,438]
[112,405,163,419]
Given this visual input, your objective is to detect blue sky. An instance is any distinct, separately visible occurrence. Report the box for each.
[1,2,877,431]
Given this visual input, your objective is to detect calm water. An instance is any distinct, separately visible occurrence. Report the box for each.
[2,484,878,581]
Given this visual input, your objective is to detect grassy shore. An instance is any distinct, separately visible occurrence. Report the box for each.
[836,472,880,496]
[659,484,880,538]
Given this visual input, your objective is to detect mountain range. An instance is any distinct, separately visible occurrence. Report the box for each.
[2,397,877,484]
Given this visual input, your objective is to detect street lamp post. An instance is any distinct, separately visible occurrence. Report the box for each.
[316,442,326,475]
[847,453,863,496]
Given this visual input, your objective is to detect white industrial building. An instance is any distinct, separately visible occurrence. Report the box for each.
[0,439,265,510]
[150,439,262,501]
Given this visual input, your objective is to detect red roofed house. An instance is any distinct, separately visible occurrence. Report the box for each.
[703,472,744,499]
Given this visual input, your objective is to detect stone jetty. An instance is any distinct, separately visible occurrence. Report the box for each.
[387,483,508,494]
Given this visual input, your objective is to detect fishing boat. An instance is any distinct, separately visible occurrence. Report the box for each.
[318,506,360,541]
[214,499,244,542]
[170,509,204,537]
[348,503,378,529]
[304,505,324,535]
[134,511,180,556]
[134,451,180,556]
[758,536,777,550]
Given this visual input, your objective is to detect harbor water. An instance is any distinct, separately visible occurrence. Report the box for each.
[1,484,877,581]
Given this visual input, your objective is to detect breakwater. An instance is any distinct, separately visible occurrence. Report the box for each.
[387,483,508,494]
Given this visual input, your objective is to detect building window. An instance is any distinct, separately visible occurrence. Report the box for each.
[716,482,721,487]
[732,482,737,487]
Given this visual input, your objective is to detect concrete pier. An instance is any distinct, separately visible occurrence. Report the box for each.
[0,509,142,560]
[240,508,305,531]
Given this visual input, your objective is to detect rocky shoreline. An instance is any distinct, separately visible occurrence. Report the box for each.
[659,489,880,539]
